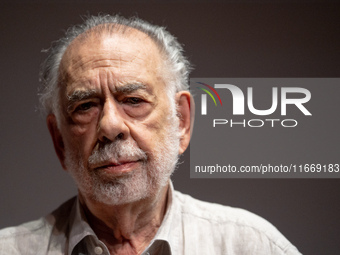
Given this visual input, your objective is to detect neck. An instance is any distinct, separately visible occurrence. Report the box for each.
[79,183,169,255]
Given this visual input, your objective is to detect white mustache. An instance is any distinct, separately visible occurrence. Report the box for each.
[88,140,147,168]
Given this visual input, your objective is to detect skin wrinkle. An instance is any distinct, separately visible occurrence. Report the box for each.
[63,60,155,94]
[60,30,147,83]
[63,56,143,86]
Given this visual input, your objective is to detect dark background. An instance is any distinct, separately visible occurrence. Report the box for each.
[0,2,339,254]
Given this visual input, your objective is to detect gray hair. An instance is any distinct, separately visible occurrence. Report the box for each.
[39,14,192,121]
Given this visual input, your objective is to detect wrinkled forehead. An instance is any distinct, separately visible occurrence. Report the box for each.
[58,25,164,85]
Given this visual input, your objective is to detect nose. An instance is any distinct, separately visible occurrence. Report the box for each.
[97,99,129,142]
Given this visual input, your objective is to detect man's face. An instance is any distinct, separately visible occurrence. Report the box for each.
[53,28,181,205]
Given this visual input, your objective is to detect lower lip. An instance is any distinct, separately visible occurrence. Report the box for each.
[96,162,139,175]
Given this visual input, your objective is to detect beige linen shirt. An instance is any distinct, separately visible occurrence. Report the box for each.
[0,182,301,255]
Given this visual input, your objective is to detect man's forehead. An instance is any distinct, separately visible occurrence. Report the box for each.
[60,25,158,67]
[66,80,150,96]
[58,25,165,90]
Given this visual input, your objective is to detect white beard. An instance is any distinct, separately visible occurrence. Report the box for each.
[64,113,180,205]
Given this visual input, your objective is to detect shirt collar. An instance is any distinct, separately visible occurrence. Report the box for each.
[67,181,177,255]
[68,196,97,255]
[142,181,177,255]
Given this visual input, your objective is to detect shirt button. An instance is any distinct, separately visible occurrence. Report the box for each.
[94,246,103,254]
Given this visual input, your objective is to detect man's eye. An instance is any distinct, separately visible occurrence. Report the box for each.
[125,97,143,105]
[75,102,95,112]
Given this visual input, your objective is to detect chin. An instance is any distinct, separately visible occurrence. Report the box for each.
[71,160,171,206]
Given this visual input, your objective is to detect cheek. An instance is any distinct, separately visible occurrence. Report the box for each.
[129,108,172,152]
[63,116,100,158]
[67,108,100,136]
[70,108,101,126]
[69,125,89,137]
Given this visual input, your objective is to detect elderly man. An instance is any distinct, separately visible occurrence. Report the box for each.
[0,15,300,255]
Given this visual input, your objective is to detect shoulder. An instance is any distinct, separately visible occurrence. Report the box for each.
[0,197,76,255]
[0,218,48,254]
[174,190,273,229]
[173,190,301,255]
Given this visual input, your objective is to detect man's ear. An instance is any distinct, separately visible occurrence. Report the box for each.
[46,114,66,170]
[175,91,194,154]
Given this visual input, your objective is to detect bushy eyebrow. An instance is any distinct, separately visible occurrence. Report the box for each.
[115,83,147,93]
[67,89,97,103]
[66,83,148,112]
[66,89,98,112]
